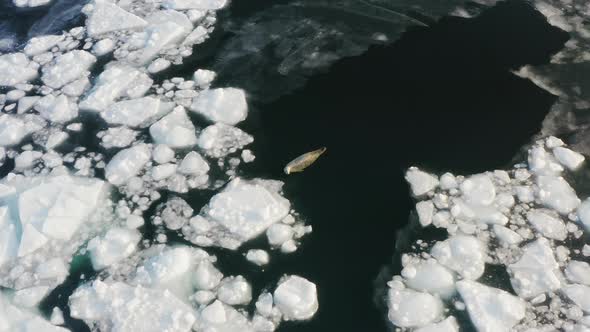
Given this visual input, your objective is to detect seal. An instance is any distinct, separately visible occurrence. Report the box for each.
[284,147,327,174]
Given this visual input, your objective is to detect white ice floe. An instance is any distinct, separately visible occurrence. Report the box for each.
[405,167,439,196]
[178,151,209,175]
[402,260,455,298]
[194,69,217,88]
[387,281,443,328]
[386,137,590,331]
[274,275,318,321]
[431,235,485,280]
[84,0,148,37]
[246,249,270,266]
[0,293,68,332]
[101,97,171,128]
[217,276,252,305]
[41,50,96,89]
[35,94,79,123]
[163,0,228,10]
[70,280,196,332]
[190,88,248,125]
[457,280,526,332]
[186,178,291,249]
[0,53,39,87]
[24,35,64,56]
[105,143,151,185]
[79,64,152,112]
[198,123,253,158]
[87,227,141,270]
[509,238,562,299]
[149,106,197,148]
[565,261,590,286]
[414,317,459,332]
[552,146,585,170]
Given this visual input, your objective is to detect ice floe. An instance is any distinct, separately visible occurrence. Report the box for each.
[385,137,590,331]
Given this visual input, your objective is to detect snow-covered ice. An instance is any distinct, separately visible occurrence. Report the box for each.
[149,106,197,148]
[273,275,318,321]
[190,88,248,125]
[87,228,141,269]
[41,50,96,89]
[0,53,39,87]
[105,144,151,185]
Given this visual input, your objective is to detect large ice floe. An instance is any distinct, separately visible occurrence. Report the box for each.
[0,0,316,330]
[386,136,590,331]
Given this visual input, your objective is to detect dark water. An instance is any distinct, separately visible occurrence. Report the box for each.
[233,1,567,331]
[4,0,571,331]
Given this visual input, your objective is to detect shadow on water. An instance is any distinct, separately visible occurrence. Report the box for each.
[234,1,568,331]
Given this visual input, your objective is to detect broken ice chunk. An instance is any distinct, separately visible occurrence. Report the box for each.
[203,178,290,247]
[152,163,177,181]
[217,276,252,306]
[492,225,523,246]
[457,280,526,332]
[102,97,169,128]
[105,143,151,185]
[41,50,96,89]
[194,260,223,290]
[24,35,64,56]
[149,106,197,148]
[414,317,459,332]
[416,200,434,227]
[13,285,50,308]
[193,69,216,88]
[564,284,590,312]
[153,144,175,164]
[577,198,590,231]
[70,280,196,332]
[0,53,39,87]
[17,96,40,114]
[526,209,567,240]
[80,64,151,112]
[162,0,227,10]
[126,10,192,65]
[431,235,485,280]
[387,285,443,328]
[0,115,30,147]
[190,88,248,125]
[565,261,590,286]
[461,174,496,206]
[535,175,580,215]
[84,0,148,37]
[198,123,253,158]
[87,228,141,269]
[178,151,209,175]
[35,94,79,123]
[266,223,294,247]
[553,146,584,171]
[246,249,269,266]
[195,300,252,331]
[406,167,439,196]
[402,260,455,298]
[274,275,318,321]
[508,238,561,299]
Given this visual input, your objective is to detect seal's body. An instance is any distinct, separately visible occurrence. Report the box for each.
[284,147,327,174]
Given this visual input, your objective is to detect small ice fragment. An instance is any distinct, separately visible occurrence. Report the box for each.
[105,144,151,185]
[508,238,561,299]
[457,280,526,332]
[406,167,439,196]
[50,307,65,325]
[151,163,177,181]
[266,224,294,246]
[564,284,590,312]
[241,149,255,163]
[431,235,485,280]
[85,0,148,37]
[535,175,580,215]
[149,106,197,148]
[148,58,171,73]
[493,225,523,246]
[87,228,141,269]
[402,260,455,298]
[101,97,164,128]
[217,276,252,305]
[246,249,269,266]
[274,275,318,321]
[190,88,248,125]
[41,50,96,89]
[387,286,442,328]
[0,53,39,87]
[35,94,79,123]
[526,209,567,240]
[193,69,216,87]
[178,151,209,175]
[416,200,434,227]
[153,144,175,164]
[565,261,590,286]
[126,215,144,229]
[92,38,115,56]
[553,146,585,170]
